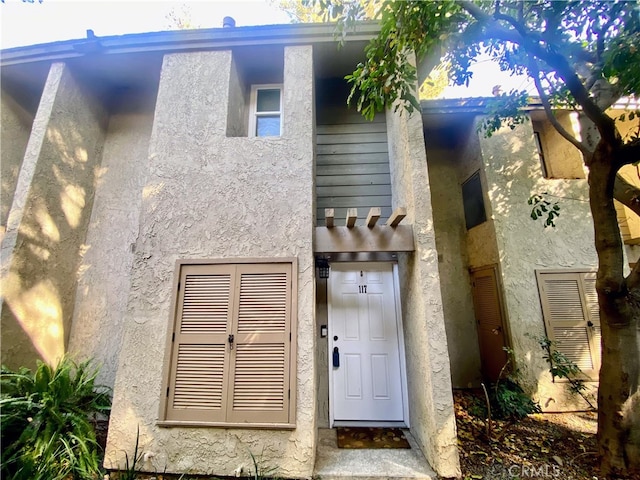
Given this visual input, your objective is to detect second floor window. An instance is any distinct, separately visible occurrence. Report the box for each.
[250,85,282,137]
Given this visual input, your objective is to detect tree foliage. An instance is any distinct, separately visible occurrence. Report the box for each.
[315,0,640,476]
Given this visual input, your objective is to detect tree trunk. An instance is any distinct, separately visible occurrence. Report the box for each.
[589,144,640,477]
[598,313,640,476]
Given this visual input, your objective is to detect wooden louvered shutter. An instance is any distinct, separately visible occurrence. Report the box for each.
[537,271,600,377]
[471,266,508,382]
[581,272,601,373]
[226,263,292,424]
[166,264,233,422]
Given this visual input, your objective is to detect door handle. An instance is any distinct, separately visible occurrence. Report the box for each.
[228,334,234,350]
[492,326,502,335]
[332,346,340,368]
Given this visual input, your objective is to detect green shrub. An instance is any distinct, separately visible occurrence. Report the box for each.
[1,356,111,480]
[471,378,541,421]
[491,377,542,420]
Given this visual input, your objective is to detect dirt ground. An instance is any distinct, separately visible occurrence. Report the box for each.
[454,390,639,480]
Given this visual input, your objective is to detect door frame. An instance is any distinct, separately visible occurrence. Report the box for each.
[327,262,410,427]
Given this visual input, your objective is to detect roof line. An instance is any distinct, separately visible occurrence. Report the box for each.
[1,21,380,67]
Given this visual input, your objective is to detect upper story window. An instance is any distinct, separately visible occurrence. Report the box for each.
[531,112,585,179]
[249,85,282,137]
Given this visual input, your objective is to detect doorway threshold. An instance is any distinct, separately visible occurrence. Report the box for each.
[332,421,407,428]
[313,428,436,480]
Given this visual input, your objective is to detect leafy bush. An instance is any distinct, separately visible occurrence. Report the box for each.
[491,378,542,420]
[1,356,111,480]
[471,378,541,422]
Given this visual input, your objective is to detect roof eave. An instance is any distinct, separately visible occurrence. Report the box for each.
[1,21,380,67]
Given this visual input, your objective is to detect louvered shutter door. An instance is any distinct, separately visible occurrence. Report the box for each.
[582,273,601,374]
[537,272,598,376]
[227,263,292,424]
[166,264,233,422]
[471,267,508,382]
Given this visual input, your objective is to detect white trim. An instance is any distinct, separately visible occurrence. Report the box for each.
[393,263,410,428]
[327,262,409,427]
[249,84,283,137]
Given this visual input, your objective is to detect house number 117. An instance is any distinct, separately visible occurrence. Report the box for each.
[359,285,367,294]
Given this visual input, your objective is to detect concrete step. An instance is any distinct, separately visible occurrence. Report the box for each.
[313,429,436,480]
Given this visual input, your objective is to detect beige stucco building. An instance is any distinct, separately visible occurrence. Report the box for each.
[2,21,638,479]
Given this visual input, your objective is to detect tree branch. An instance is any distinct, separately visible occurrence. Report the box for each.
[614,173,640,218]
[620,138,640,167]
[458,0,617,143]
[528,57,592,158]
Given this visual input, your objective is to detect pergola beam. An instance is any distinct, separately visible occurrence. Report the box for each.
[314,225,414,253]
[366,207,381,228]
[325,208,334,228]
[346,208,358,228]
[387,207,407,227]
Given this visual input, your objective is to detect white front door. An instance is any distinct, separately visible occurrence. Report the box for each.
[329,263,405,422]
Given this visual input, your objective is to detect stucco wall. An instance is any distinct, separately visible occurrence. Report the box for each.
[478,116,598,410]
[226,55,248,137]
[1,90,34,239]
[68,91,157,389]
[387,106,460,478]
[459,126,501,269]
[105,46,316,478]
[425,138,483,388]
[1,63,107,369]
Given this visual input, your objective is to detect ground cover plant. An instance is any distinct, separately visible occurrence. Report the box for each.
[1,356,111,480]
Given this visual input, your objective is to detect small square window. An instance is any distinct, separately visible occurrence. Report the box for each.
[250,85,282,137]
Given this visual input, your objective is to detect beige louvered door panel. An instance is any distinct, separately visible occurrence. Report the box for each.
[166,264,234,422]
[226,263,292,424]
[537,272,597,375]
[582,273,601,374]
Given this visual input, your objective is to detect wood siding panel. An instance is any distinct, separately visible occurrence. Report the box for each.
[317,123,387,134]
[316,111,391,225]
[316,132,388,144]
[317,174,391,187]
[317,143,389,155]
[317,163,390,176]
[316,152,390,165]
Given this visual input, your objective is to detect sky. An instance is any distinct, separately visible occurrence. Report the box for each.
[0,1,292,49]
[0,0,532,98]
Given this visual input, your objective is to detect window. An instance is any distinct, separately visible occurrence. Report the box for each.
[531,113,585,179]
[533,131,549,178]
[461,171,487,230]
[249,85,282,137]
[536,270,601,379]
[159,259,297,427]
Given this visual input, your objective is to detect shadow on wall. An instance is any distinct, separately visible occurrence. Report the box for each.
[2,99,106,368]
